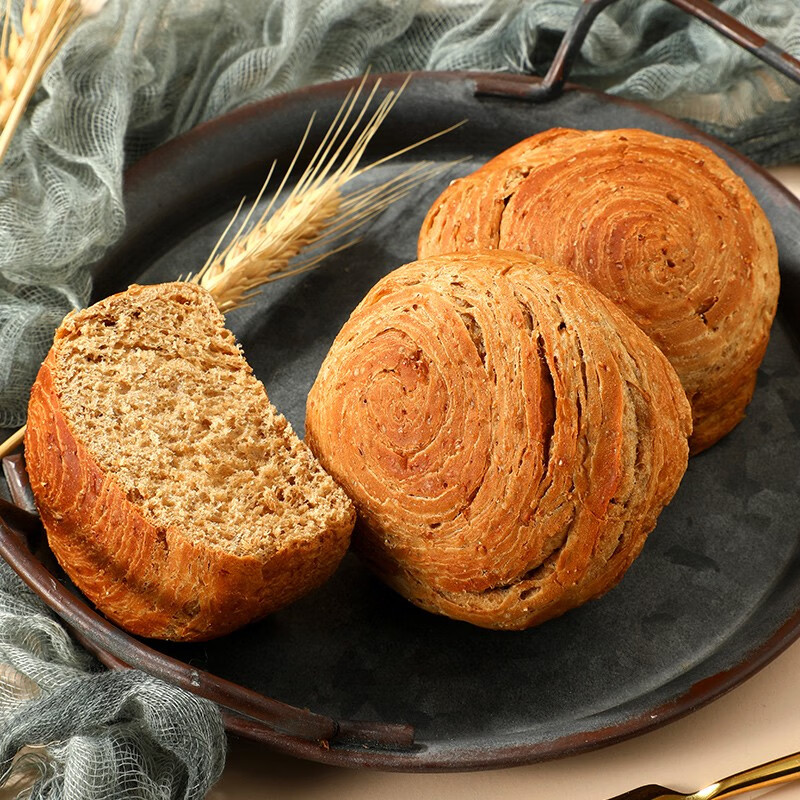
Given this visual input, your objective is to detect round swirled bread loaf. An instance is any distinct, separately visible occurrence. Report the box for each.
[306,251,692,629]
[417,128,779,454]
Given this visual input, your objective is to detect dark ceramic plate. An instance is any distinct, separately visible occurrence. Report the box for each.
[2,70,800,772]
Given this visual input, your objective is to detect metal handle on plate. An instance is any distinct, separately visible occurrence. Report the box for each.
[476,0,800,102]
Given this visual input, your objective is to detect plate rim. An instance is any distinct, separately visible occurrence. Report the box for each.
[6,70,800,772]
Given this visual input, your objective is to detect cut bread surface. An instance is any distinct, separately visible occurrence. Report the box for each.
[54,282,349,557]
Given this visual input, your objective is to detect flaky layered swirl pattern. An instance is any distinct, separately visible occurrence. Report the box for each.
[418,128,780,453]
[306,251,692,629]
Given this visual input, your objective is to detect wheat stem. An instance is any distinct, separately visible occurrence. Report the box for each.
[192,75,464,312]
[0,424,25,457]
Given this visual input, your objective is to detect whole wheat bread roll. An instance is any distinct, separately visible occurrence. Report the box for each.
[25,282,355,641]
[418,128,780,453]
[306,251,692,630]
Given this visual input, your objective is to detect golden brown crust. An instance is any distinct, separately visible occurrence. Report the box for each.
[306,251,692,629]
[418,128,780,453]
[25,290,354,642]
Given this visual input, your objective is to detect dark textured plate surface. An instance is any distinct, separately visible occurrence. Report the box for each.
[3,72,800,771]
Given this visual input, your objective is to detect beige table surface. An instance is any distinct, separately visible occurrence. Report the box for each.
[209,165,800,800]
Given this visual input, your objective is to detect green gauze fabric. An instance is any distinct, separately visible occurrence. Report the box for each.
[0,2,799,799]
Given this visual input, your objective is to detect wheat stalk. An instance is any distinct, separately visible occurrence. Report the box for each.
[0,424,24,455]
[191,74,462,312]
[0,0,87,163]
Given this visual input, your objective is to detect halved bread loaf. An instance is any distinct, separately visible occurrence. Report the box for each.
[306,251,692,630]
[24,282,355,641]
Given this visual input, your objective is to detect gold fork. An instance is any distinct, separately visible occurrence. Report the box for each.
[609,749,800,800]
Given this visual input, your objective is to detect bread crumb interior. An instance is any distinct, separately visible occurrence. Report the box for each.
[54,284,349,557]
